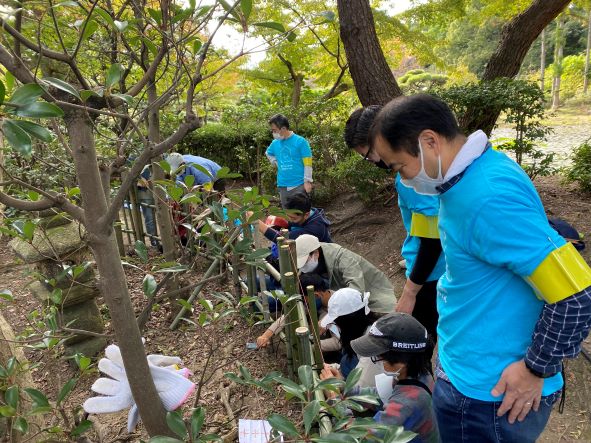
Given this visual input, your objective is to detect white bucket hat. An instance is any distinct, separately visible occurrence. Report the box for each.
[295,234,321,268]
[166,152,184,172]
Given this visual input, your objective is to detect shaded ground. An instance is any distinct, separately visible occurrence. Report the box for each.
[0,174,589,442]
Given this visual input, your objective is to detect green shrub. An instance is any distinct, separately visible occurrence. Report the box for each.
[565,140,591,193]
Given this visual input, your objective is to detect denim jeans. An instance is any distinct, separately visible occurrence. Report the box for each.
[340,353,359,379]
[137,189,158,246]
[433,378,560,443]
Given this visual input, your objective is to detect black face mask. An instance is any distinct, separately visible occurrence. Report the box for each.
[373,159,390,170]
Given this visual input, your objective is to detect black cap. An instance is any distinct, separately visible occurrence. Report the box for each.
[351,313,428,356]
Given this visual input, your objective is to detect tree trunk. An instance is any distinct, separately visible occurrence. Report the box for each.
[460,0,570,134]
[337,0,402,106]
[147,81,177,262]
[64,110,173,437]
[292,74,303,108]
[540,28,546,92]
[584,5,591,94]
[552,16,565,110]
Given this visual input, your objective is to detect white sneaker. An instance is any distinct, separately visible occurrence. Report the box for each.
[398,259,407,269]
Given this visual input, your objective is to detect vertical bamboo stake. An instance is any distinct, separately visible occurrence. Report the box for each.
[296,326,312,367]
[120,200,133,245]
[283,271,300,374]
[306,285,323,368]
[114,220,125,256]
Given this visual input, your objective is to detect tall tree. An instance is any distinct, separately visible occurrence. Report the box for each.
[541,28,547,91]
[336,0,402,105]
[460,0,571,133]
[552,15,566,109]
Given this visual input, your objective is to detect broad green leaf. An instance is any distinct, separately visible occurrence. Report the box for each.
[24,388,50,407]
[9,84,44,106]
[0,406,15,417]
[267,413,299,437]
[168,186,183,202]
[12,121,53,142]
[344,367,363,395]
[190,407,206,439]
[166,411,188,439]
[219,0,240,20]
[57,378,77,405]
[4,72,14,92]
[15,102,64,118]
[314,433,357,442]
[192,39,202,54]
[298,365,314,390]
[180,193,201,205]
[241,0,252,21]
[67,187,81,197]
[13,417,28,434]
[112,93,133,105]
[0,80,5,105]
[42,77,81,100]
[287,31,297,42]
[22,220,35,241]
[80,90,99,101]
[149,438,184,443]
[134,240,148,262]
[5,385,19,409]
[94,8,115,28]
[346,394,380,405]
[143,274,157,297]
[253,21,285,33]
[74,354,91,371]
[105,63,123,90]
[50,288,62,304]
[303,399,321,434]
[147,8,162,25]
[141,37,158,56]
[184,174,195,188]
[0,289,14,302]
[82,19,99,40]
[2,120,32,156]
[158,160,171,174]
[215,166,242,179]
[53,0,78,6]
[70,419,92,437]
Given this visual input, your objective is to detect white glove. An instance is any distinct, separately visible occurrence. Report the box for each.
[83,344,195,432]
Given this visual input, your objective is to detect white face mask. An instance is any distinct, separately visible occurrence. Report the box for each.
[300,256,319,273]
[383,367,402,381]
[400,139,444,195]
[272,132,283,140]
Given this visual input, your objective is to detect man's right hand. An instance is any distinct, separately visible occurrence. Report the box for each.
[256,330,273,348]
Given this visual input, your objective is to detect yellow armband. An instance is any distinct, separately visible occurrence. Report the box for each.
[303,157,313,166]
[525,242,591,304]
[409,213,440,239]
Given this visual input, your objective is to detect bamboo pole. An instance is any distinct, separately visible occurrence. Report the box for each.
[306,285,323,369]
[114,220,125,256]
[296,326,312,367]
[126,174,145,243]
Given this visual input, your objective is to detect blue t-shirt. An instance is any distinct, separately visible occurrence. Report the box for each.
[396,174,445,282]
[179,155,221,186]
[266,134,312,187]
[437,148,564,401]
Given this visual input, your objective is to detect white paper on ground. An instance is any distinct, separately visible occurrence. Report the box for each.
[238,419,283,443]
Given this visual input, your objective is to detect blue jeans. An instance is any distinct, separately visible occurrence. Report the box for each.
[433,378,560,443]
[137,189,158,246]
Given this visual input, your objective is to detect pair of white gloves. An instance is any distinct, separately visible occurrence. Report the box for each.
[83,344,195,432]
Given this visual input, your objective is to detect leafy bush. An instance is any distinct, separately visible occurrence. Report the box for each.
[565,139,591,193]
[436,79,556,179]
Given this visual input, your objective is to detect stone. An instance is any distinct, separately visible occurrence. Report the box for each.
[59,299,104,345]
[28,281,98,307]
[9,222,86,264]
[64,336,108,365]
[34,257,93,281]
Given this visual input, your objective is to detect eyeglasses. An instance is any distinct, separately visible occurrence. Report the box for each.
[363,146,373,161]
[370,355,386,364]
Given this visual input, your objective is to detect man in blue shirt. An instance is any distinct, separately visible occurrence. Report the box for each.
[166,153,225,191]
[266,114,313,207]
[369,94,591,442]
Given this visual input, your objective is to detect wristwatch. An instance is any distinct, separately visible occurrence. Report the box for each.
[524,360,557,379]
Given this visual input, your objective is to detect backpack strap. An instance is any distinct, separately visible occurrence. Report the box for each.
[397,378,432,396]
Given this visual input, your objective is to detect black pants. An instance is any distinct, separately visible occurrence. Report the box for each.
[412,280,439,343]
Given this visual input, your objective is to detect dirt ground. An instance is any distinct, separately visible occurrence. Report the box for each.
[0,174,590,442]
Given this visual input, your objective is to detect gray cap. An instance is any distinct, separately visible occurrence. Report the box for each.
[351,313,428,356]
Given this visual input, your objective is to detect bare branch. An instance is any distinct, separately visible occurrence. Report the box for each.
[0,44,36,84]
[0,17,70,62]
[127,46,168,97]
[99,114,201,228]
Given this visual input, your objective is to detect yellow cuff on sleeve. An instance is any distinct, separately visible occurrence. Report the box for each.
[526,242,591,304]
[409,213,440,239]
[303,157,313,166]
